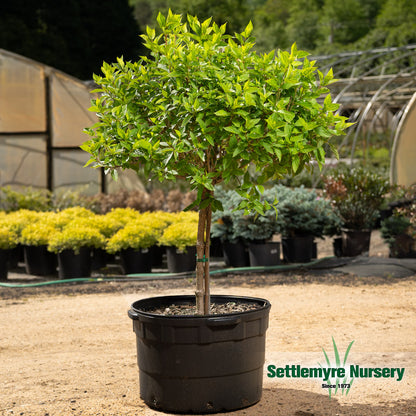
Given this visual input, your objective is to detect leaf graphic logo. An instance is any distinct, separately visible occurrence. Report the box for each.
[319,337,355,399]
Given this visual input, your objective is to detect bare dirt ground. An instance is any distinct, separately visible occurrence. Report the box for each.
[1,232,416,416]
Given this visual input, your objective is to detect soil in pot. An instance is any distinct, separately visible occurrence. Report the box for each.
[128,295,271,414]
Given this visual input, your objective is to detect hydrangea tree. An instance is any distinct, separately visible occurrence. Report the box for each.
[82,11,350,314]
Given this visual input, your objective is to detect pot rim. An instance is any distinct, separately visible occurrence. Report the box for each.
[129,294,271,321]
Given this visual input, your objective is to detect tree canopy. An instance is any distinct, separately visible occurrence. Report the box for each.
[82,11,350,312]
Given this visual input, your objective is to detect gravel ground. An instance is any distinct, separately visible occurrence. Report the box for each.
[1,231,416,416]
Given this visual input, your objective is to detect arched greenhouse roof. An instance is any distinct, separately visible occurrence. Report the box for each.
[311,45,416,186]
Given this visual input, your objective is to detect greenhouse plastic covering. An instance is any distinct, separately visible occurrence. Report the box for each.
[0,48,141,193]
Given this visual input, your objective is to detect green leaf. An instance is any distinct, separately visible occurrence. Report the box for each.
[136,139,152,152]
[316,126,333,138]
[110,169,119,181]
[224,125,241,135]
[146,26,156,40]
[242,21,253,38]
[323,68,334,86]
[215,110,230,117]
[274,148,282,160]
[156,12,166,28]
[245,92,256,106]
[280,110,295,123]
[292,154,300,173]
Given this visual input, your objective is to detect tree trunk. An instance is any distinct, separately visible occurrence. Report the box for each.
[195,202,212,315]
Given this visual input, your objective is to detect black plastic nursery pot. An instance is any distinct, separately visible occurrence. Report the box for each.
[7,245,22,269]
[341,229,371,257]
[120,247,153,274]
[389,234,416,258]
[222,240,250,267]
[91,248,115,271]
[282,236,314,263]
[128,295,271,414]
[150,245,166,268]
[57,247,91,279]
[0,249,8,280]
[166,246,196,273]
[333,237,343,257]
[248,241,281,267]
[24,245,57,276]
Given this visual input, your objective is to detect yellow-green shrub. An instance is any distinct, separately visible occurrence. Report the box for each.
[0,223,18,250]
[48,225,106,254]
[171,211,199,224]
[106,222,159,253]
[52,207,95,230]
[158,221,198,252]
[65,215,124,239]
[6,210,41,236]
[104,207,140,225]
[20,222,57,246]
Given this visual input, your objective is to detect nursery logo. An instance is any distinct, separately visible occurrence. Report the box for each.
[267,337,406,399]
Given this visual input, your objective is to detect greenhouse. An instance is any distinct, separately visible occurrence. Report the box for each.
[0,48,141,194]
[1,45,416,191]
[311,44,416,186]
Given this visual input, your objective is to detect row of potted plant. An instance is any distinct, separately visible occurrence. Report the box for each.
[211,166,406,264]
[0,208,199,280]
[2,172,412,280]
[211,185,341,265]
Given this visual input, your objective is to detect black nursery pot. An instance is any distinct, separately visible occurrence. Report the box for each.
[282,236,315,263]
[166,246,196,273]
[248,241,281,267]
[341,229,371,257]
[120,247,153,274]
[24,245,57,276]
[57,247,91,279]
[128,295,271,414]
[222,240,250,267]
[0,249,8,280]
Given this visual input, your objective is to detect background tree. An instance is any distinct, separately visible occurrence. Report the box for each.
[286,0,322,51]
[359,0,416,48]
[252,0,291,52]
[0,0,144,80]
